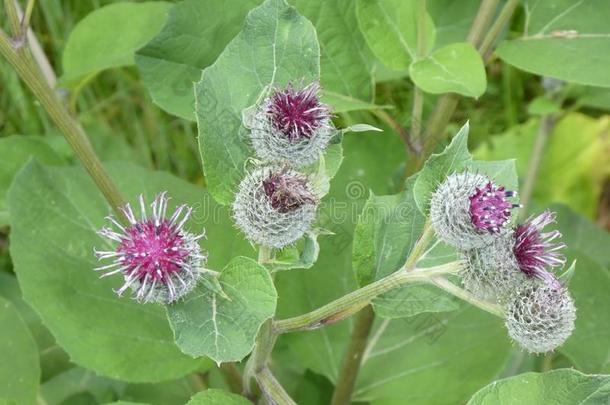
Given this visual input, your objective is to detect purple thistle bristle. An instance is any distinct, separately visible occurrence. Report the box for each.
[267,82,331,141]
[513,210,565,289]
[262,169,317,214]
[469,182,518,233]
[94,192,205,304]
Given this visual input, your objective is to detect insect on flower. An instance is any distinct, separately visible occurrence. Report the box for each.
[94,192,206,304]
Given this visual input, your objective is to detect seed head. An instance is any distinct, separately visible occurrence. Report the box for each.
[249,82,334,166]
[94,193,206,304]
[430,172,519,250]
[233,166,317,248]
[505,282,576,353]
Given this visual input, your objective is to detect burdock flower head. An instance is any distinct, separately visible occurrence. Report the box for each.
[505,282,576,353]
[430,172,519,250]
[249,82,334,167]
[233,165,318,248]
[462,210,566,301]
[94,193,206,304]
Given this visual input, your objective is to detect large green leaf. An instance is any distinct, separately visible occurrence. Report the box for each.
[196,0,319,205]
[135,0,260,120]
[0,297,40,405]
[0,136,65,225]
[8,161,253,382]
[550,205,610,374]
[356,0,435,70]
[168,256,277,364]
[496,0,610,88]
[427,0,480,48]
[292,0,376,112]
[468,369,610,404]
[410,42,486,97]
[186,389,251,405]
[61,2,172,85]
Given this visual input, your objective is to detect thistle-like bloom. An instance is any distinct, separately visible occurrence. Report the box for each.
[513,211,565,288]
[248,82,334,166]
[430,172,519,250]
[505,282,576,353]
[233,166,317,248]
[94,193,206,304]
[462,211,566,301]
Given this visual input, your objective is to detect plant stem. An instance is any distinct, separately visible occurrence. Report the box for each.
[410,0,428,146]
[404,219,433,270]
[330,305,375,405]
[479,0,520,60]
[466,0,500,48]
[0,29,127,219]
[255,368,297,405]
[519,114,556,218]
[371,109,420,155]
[274,262,461,334]
[427,276,504,317]
[219,363,244,394]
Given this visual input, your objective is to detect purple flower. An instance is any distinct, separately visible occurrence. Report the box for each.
[267,82,331,141]
[469,182,519,233]
[262,169,317,213]
[513,211,565,289]
[95,192,205,304]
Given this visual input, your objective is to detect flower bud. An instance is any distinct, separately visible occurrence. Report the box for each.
[248,82,334,166]
[94,192,206,304]
[505,282,576,353]
[430,172,518,250]
[233,166,317,248]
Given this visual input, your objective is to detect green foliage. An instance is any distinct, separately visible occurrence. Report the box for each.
[8,162,214,382]
[497,0,610,88]
[196,0,319,205]
[168,256,277,364]
[468,369,610,404]
[61,2,172,85]
[0,297,40,405]
[186,389,251,405]
[0,136,65,225]
[410,42,486,97]
[356,0,435,70]
[135,0,259,120]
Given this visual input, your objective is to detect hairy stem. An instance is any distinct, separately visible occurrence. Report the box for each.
[427,276,504,317]
[255,368,297,405]
[274,262,462,334]
[0,29,127,219]
[519,115,556,217]
[330,305,375,405]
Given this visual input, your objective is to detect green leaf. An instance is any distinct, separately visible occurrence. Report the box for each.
[293,0,376,112]
[168,256,277,364]
[0,136,65,225]
[186,389,251,405]
[135,0,260,120]
[8,161,248,382]
[196,0,319,205]
[427,0,480,48]
[356,0,436,70]
[496,0,610,88]
[269,230,328,272]
[61,2,172,85]
[410,42,486,97]
[39,367,123,405]
[0,296,40,405]
[467,369,610,404]
[413,122,471,213]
